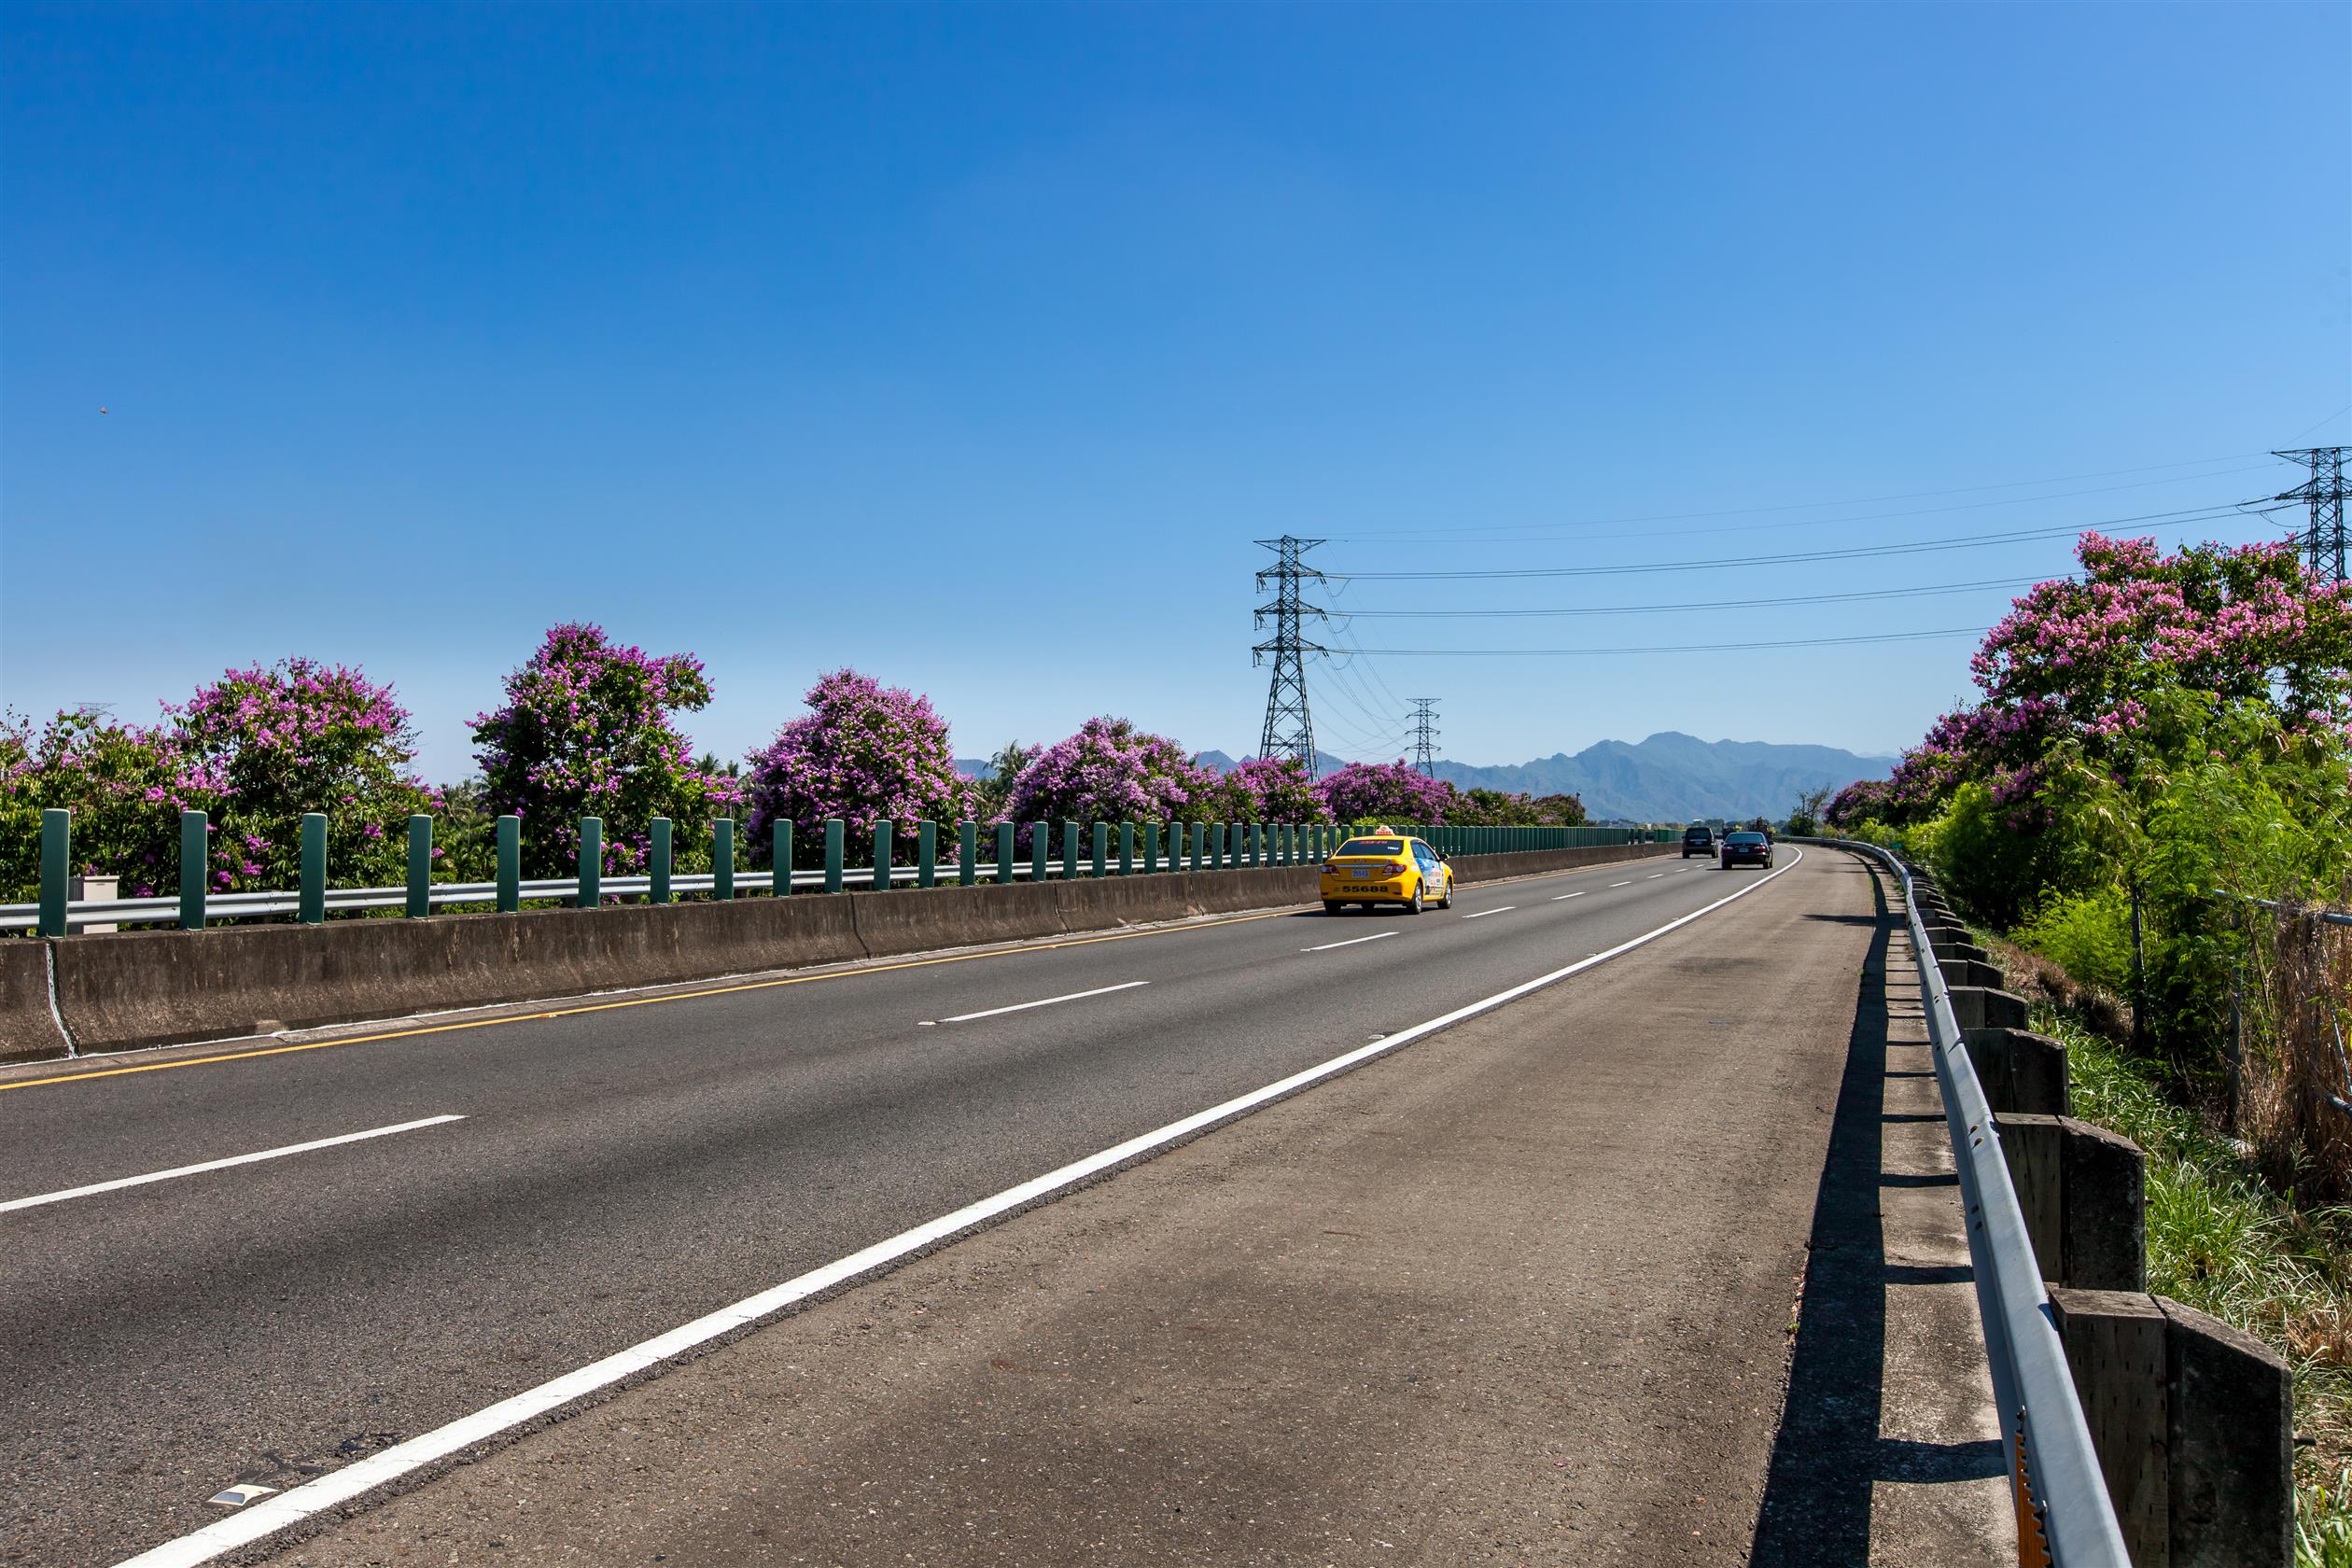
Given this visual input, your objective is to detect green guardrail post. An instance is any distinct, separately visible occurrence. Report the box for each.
[918,819,936,889]
[406,815,433,917]
[497,815,520,912]
[773,819,792,896]
[1062,820,1080,882]
[824,819,845,892]
[1118,821,1134,876]
[959,819,978,887]
[1144,820,1160,875]
[178,809,207,931]
[873,821,893,889]
[298,812,326,924]
[578,816,603,906]
[995,821,1015,885]
[1092,821,1108,880]
[1191,821,1206,872]
[714,818,735,900]
[650,818,672,904]
[1030,821,1049,883]
[38,808,69,938]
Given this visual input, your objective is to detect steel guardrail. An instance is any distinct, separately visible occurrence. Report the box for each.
[1790,836,2129,1567]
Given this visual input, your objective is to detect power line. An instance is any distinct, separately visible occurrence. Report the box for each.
[1329,575,2054,618]
[1253,536,1327,775]
[1347,628,1986,656]
[1327,464,2276,546]
[1325,454,2272,539]
[1327,503,2274,581]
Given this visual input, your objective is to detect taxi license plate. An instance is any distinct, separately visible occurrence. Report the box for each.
[1351,868,1372,879]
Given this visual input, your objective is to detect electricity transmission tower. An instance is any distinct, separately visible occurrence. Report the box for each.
[2273,446,2347,583]
[1253,537,1327,774]
[1408,697,1440,777]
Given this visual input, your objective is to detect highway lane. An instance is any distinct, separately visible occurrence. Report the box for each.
[0,850,1777,1567]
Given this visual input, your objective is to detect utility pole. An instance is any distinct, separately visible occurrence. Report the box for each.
[1253,536,1327,775]
[2273,446,2347,584]
[1408,697,1440,777]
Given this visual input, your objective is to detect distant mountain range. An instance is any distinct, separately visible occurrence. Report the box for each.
[959,733,1892,823]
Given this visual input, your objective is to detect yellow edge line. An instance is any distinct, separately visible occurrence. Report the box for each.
[1,908,1299,1095]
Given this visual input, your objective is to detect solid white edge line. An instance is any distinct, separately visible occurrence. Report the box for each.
[0,1115,468,1216]
[1300,931,1396,952]
[1460,906,1514,919]
[110,850,1803,1568]
[937,980,1150,1024]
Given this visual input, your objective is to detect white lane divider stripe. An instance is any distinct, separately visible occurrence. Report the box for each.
[1301,931,1395,952]
[1608,881,1633,888]
[1646,874,1665,879]
[1461,906,1514,919]
[109,850,1804,1568]
[1552,891,1588,901]
[0,1115,468,1216]
[934,980,1149,1025]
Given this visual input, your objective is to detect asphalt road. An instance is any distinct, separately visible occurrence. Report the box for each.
[2,849,1778,1568]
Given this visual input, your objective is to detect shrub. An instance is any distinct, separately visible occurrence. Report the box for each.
[1001,718,1214,849]
[471,623,739,877]
[1316,761,1454,825]
[1211,756,1327,825]
[741,668,973,867]
[2015,889,2135,996]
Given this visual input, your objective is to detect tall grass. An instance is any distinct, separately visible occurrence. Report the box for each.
[2038,1005,2352,1565]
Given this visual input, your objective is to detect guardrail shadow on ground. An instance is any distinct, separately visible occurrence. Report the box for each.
[1750,869,2001,1566]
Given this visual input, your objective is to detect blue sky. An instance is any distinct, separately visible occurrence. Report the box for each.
[4,1,2346,783]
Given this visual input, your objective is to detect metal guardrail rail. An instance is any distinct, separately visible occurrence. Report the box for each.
[1795,836,2129,1567]
[0,863,1038,931]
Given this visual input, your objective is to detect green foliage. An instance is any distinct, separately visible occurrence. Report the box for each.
[2014,889,2135,995]
[470,623,738,877]
[2038,1004,2352,1550]
[0,708,199,901]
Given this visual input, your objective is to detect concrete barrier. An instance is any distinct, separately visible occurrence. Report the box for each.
[852,880,1066,958]
[1,941,70,1065]
[54,895,865,1056]
[38,840,1682,1058]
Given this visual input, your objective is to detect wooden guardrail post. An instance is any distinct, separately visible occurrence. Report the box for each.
[2049,1289,2292,1568]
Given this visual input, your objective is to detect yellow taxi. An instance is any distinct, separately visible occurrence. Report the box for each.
[1319,827,1454,915]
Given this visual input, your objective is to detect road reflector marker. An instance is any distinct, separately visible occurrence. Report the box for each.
[938,980,1149,1025]
[205,1487,275,1509]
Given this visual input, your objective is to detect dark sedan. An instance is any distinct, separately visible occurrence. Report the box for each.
[1719,831,1773,869]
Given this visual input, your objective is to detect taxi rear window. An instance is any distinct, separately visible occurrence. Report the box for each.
[1336,839,1406,857]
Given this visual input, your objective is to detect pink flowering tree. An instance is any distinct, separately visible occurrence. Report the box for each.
[2,659,436,899]
[1001,718,1217,850]
[471,623,739,876]
[1211,755,1329,825]
[164,658,437,892]
[740,668,973,867]
[0,707,216,900]
[1315,760,1456,825]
